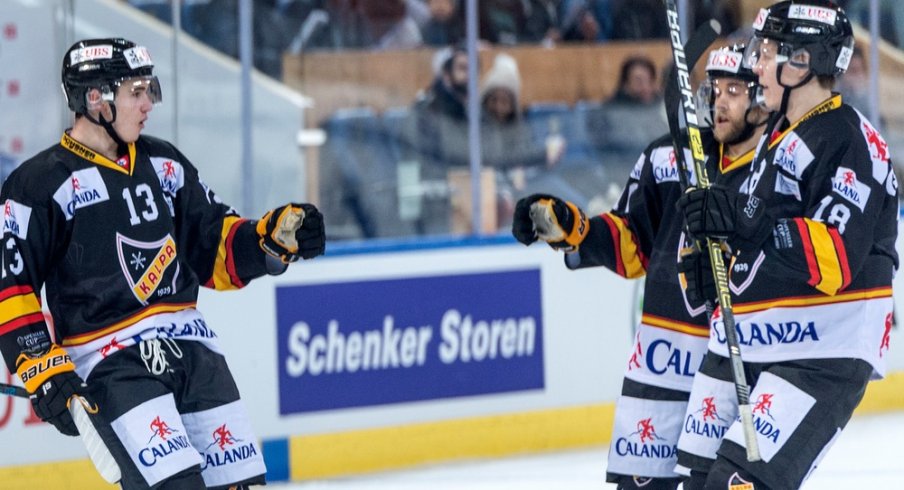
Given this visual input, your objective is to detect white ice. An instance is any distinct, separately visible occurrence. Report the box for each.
[274,411,903,489]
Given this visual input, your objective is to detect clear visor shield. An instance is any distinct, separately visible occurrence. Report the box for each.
[743,37,810,71]
[103,76,163,105]
[695,77,760,126]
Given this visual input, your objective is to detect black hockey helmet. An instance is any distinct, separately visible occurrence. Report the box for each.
[61,38,161,115]
[744,0,854,77]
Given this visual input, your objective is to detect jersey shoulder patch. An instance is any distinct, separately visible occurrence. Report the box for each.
[52,167,110,220]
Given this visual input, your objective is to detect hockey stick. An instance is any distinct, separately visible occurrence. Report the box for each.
[1,382,122,483]
[1,381,29,398]
[663,0,762,462]
[663,19,721,191]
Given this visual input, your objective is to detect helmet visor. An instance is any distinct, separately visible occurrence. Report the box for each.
[743,37,810,71]
[111,76,162,105]
[696,77,760,126]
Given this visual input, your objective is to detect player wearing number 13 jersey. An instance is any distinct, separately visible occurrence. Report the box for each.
[0,38,325,489]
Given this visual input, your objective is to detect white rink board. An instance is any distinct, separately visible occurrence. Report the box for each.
[2,234,904,467]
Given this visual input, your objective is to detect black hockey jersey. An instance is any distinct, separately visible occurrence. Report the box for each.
[708,95,899,376]
[569,130,755,391]
[0,133,272,377]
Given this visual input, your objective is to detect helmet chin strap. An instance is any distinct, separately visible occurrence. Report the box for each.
[775,63,815,117]
[84,104,128,154]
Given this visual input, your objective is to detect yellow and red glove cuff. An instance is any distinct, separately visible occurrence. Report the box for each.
[562,200,589,247]
[15,344,76,394]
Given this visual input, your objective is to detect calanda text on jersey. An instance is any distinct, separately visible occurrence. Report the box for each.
[0,133,271,378]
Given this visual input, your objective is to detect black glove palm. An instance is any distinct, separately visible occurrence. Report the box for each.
[32,371,87,436]
[295,203,326,260]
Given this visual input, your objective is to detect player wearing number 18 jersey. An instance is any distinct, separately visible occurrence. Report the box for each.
[675,2,898,488]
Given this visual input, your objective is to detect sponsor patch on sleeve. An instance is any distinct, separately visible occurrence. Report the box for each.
[3,199,32,239]
[52,167,111,220]
[831,166,871,212]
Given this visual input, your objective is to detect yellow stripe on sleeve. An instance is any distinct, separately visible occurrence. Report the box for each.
[604,213,646,279]
[210,216,244,291]
[0,293,41,326]
[805,219,844,295]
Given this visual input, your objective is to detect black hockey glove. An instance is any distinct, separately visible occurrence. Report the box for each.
[16,345,86,436]
[678,246,717,305]
[257,203,325,262]
[295,203,326,260]
[512,194,588,252]
[677,186,774,253]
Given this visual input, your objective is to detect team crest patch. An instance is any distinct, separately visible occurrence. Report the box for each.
[728,472,754,490]
[116,233,179,305]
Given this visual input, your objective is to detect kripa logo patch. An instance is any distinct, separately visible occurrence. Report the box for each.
[116,233,179,305]
[52,167,110,220]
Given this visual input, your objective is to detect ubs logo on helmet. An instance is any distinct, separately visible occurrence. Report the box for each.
[70,45,113,65]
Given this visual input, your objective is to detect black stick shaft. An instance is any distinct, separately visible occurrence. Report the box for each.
[663,0,761,462]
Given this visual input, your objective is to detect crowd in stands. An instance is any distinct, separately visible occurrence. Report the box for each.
[127,0,744,78]
[124,0,888,240]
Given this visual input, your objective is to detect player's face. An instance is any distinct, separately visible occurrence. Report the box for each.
[752,38,810,111]
[711,77,752,143]
[752,39,783,111]
[112,77,157,143]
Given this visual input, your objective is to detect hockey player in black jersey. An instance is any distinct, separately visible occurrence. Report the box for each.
[510,44,768,490]
[0,38,325,489]
[676,2,898,488]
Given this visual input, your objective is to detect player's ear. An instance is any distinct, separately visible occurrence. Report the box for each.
[86,88,105,113]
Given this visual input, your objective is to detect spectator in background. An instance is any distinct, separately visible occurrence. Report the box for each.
[479,0,527,45]
[586,55,668,173]
[560,0,614,42]
[837,45,870,113]
[560,3,602,43]
[357,0,423,50]
[396,46,472,235]
[611,0,668,39]
[421,0,465,46]
[414,45,469,122]
[522,0,564,45]
[479,54,550,229]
